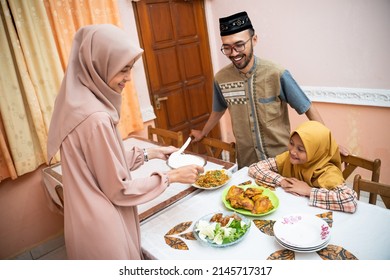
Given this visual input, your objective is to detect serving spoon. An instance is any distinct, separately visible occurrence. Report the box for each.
[170,137,192,158]
[171,136,192,156]
[167,137,207,168]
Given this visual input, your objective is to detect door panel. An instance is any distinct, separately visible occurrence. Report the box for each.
[134,0,220,145]
[156,47,181,86]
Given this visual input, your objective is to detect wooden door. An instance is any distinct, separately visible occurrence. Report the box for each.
[133,0,220,143]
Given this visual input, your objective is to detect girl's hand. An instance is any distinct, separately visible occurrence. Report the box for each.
[280,177,312,197]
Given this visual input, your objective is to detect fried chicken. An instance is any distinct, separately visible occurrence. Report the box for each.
[226,185,274,214]
[252,196,274,214]
[226,185,244,201]
[244,187,263,198]
[229,193,254,211]
[209,213,223,223]
[209,212,242,227]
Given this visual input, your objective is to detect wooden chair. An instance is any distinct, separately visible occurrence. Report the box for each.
[341,154,381,203]
[147,125,184,147]
[353,174,390,209]
[194,136,236,163]
[55,184,64,209]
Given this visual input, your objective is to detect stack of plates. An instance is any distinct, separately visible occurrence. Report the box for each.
[273,214,331,253]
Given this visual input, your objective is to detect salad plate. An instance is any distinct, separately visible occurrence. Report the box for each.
[221,185,279,217]
[193,211,251,247]
[192,169,232,190]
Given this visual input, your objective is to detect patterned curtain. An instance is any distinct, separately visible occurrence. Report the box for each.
[0,0,144,182]
[43,0,144,138]
[0,116,16,181]
[0,0,63,180]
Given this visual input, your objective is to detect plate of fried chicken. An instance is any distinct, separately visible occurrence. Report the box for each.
[222,185,279,217]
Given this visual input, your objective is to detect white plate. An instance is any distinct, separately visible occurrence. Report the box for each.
[167,153,206,169]
[273,214,331,249]
[192,169,232,190]
[275,237,330,253]
[275,235,329,250]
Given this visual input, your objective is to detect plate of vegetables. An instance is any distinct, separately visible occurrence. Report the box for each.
[193,211,251,247]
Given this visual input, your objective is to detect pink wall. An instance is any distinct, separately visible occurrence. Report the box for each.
[0,166,64,259]
[289,103,390,184]
[206,0,390,184]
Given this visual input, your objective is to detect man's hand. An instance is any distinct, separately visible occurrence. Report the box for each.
[190,129,204,142]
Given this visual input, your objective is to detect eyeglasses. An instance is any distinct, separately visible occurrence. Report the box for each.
[220,37,252,55]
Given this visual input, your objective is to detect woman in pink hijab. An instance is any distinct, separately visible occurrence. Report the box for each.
[47,24,204,259]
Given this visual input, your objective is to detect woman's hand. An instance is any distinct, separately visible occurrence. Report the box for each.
[280,177,312,197]
[147,146,178,160]
[167,164,204,184]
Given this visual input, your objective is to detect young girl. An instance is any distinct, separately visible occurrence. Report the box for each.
[248,121,357,213]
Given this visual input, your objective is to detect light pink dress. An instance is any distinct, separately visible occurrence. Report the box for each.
[47,25,168,259]
[61,112,167,259]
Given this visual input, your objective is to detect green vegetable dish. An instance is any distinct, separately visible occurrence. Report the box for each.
[193,211,251,247]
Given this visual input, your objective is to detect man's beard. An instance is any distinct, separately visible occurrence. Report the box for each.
[230,47,253,70]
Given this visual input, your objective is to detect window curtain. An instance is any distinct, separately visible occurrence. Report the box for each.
[0,0,144,182]
[0,115,16,181]
[43,0,144,138]
[0,0,63,181]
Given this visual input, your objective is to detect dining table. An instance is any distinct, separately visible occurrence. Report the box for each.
[42,137,390,260]
[139,166,390,260]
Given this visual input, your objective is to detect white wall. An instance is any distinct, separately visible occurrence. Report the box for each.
[117,0,155,122]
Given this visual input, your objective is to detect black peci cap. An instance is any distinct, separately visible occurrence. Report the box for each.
[219,11,253,36]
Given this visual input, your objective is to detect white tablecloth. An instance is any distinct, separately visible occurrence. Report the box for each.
[140,167,390,260]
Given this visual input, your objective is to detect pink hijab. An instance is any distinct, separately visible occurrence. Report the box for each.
[47,24,143,161]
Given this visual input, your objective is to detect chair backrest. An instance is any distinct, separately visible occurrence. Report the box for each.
[341,154,381,182]
[55,184,64,209]
[353,174,390,209]
[341,154,381,203]
[195,136,236,163]
[147,125,184,147]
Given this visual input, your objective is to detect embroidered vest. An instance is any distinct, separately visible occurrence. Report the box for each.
[215,58,291,168]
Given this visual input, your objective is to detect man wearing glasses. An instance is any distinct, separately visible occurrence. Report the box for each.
[191,11,326,168]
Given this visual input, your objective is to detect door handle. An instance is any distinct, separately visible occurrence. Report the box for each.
[154,95,168,110]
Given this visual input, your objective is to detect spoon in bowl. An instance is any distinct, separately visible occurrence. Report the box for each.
[170,136,192,159]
